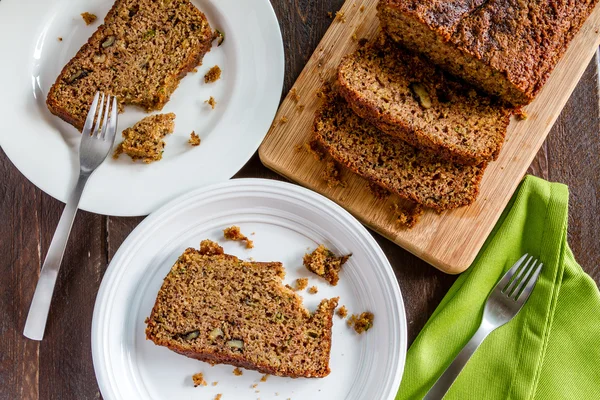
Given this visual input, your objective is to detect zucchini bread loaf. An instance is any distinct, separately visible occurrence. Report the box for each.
[313,92,486,210]
[47,0,215,130]
[145,240,339,378]
[338,36,511,166]
[378,0,598,105]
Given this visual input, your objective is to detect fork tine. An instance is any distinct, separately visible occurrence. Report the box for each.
[83,92,100,134]
[503,255,533,294]
[93,93,106,137]
[516,263,543,303]
[100,95,111,140]
[510,259,538,298]
[106,96,118,143]
[495,254,528,291]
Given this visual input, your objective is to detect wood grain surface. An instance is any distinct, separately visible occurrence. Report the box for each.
[259,0,600,274]
[0,1,598,399]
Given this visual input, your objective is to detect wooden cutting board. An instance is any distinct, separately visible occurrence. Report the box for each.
[259,0,600,274]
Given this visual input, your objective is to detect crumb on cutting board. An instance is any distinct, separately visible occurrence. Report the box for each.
[189,131,201,146]
[322,161,345,188]
[223,226,254,249]
[204,65,222,83]
[81,12,97,25]
[391,202,424,228]
[280,116,288,124]
[289,87,300,102]
[205,96,217,109]
[335,11,346,22]
[192,372,207,387]
[347,312,374,334]
[368,182,391,200]
[304,140,325,161]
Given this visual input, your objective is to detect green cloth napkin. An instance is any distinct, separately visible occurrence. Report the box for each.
[397,175,600,399]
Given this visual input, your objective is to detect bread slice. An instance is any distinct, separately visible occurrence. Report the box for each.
[145,240,339,378]
[313,93,486,210]
[377,0,598,106]
[114,113,175,163]
[47,0,215,130]
[337,36,511,166]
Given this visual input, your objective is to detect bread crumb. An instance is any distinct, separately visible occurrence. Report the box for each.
[204,65,222,83]
[289,88,300,102]
[115,113,175,163]
[192,68,198,73]
[303,140,325,161]
[515,108,528,120]
[351,33,358,41]
[214,395,222,400]
[193,372,207,387]
[212,381,218,386]
[223,226,254,249]
[297,104,305,112]
[391,203,424,228]
[368,182,391,200]
[260,374,269,382]
[303,245,351,286]
[189,131,201,146]
[295,278,309,291]
[81,12,97,25]
[251,384,258,389]
[360,5,365,12]
[348,312,374,334]
[335,11,346,23]
[280,116,288,124]
[58,37,63,41]
[322,161,346,188]
[308,286,318,294]
[327,11,333,19]
[357,38,368,47]
[233,367,243,376]
[336,305,348,318]
[205,96,217,109]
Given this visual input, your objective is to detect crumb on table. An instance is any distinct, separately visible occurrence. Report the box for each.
[223,226,254,249]
[233,367,243,376]
[193,372,207,387]
[295,278,308,291]
[308,286,318,294]
[347,312,374,334]
[204,65,222,83]
[205,96,217,109]
[336,305,348,318]
[81,12,97,25]
[189,131,201,146]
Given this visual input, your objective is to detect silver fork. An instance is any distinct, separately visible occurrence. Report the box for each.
[23,92,118,341]
[424,254,543,400]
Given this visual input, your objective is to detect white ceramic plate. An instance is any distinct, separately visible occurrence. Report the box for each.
[0,0,284,216]
[92,179,406,400]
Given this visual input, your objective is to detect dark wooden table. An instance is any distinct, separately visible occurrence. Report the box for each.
[2,1,599,399]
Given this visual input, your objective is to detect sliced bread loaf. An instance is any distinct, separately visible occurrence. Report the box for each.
[377,0,598,106]
[337,36,512,166]
[47,0,215,130]
[145,240,339,378]
[313,92,486,210]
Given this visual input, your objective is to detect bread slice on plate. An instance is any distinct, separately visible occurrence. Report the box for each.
[313,92,486,211]
[145,240,339,378]
[337,36,512,166]
[47,0,215,130]
[377,0,598,105]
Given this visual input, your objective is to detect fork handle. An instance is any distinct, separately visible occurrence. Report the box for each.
[423,325,493,399]
[23,172,90,341]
